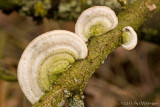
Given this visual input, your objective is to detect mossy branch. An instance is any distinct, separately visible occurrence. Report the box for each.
[33,0,160,106]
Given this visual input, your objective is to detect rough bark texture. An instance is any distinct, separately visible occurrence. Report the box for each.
[32,0,160,106]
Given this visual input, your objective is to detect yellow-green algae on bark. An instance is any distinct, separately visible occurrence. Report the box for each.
[35,0,160,106]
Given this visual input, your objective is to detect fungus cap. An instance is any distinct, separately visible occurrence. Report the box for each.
[75,6,118,42]
[18,30,88,104]
[122,26,137,50]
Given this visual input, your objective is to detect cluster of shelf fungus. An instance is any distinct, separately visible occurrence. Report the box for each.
[17,6,138,105]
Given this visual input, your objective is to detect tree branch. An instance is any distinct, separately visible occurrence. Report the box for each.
[117,0,127,9]
[0,0,120,21]
[33,0,160,106]
[0,68,18,82]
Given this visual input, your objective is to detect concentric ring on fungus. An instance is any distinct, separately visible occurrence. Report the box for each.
[18,30,88,104]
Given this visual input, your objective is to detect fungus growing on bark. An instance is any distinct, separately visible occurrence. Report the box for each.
[122,26,137,50]
[75,6,118,42]
[18,6,120,106]
[17,30,88,104]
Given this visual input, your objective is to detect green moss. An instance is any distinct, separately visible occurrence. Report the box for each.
[57,99,65,107]
[122,31,131,44]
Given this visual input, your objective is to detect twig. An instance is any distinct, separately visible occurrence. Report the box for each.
[117,0,127,9]
[0,68,18,82]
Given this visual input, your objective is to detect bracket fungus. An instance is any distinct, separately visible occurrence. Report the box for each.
[18,6,120,105]
[122,26,138,50]
[17,30,88,104]
[75,6,118,42]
